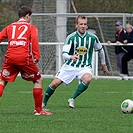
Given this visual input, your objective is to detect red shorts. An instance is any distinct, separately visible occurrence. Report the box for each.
[0,61,41,82]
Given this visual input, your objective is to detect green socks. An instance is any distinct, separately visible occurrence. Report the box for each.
[70,82,89,99]
[43,82,89,106]
[43,85,55,106]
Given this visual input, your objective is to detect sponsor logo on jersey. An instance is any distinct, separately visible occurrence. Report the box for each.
[10,41,26,46]
[76,46,87,55]
[2,69,10,77]
[37,72,40,76]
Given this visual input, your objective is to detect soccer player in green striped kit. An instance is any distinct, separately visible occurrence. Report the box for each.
[42,15,108,110]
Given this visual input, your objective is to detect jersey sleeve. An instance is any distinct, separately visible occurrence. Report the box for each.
[30,25,40,60]
[62,35,72,54]
[98,48,106,64]
[93,36,103,51]
[62,41,72,54]
[0,26,8,43]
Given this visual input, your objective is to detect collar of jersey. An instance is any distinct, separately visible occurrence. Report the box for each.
[18,18,27,22]
[77,31,86,38]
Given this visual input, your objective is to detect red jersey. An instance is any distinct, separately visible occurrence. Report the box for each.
[0,19,40,65]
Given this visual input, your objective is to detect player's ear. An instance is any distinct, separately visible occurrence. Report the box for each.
[27,13,30,17]
[24,14,28,19]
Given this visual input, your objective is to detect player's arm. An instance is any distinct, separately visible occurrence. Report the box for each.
[62,39,78,61]
[30,25,40,63]
[0,27,8,43]
[98,48,108,74]
[62,52,78,61]
[94,39,108,74]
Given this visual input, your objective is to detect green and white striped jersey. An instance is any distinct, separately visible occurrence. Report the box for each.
[62,31,103,68]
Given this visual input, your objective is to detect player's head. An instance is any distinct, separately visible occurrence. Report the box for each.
[18,6,33,22]
[75,15,88,34]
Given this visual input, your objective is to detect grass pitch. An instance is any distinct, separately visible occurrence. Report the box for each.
[0,78,133,133]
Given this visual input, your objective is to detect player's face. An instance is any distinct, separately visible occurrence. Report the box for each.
[76,18,87,34]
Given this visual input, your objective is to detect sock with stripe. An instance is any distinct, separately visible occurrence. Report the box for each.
[43,85,55,106]
[70,82,89,99]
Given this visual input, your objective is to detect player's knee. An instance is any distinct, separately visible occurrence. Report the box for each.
[50,81,60,89]
[50,78,62,89]
[0,79,7,86]
[81,73,92,84]
[85,78,92,84]
[50,83,58,89]
[33,77,43,86]
[37,77,43,84]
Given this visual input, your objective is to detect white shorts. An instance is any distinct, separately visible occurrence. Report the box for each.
[55,64,92,85]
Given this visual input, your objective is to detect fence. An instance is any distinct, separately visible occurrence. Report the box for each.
[1,42,133,79]
[1,13,133,78]
[32,13,133,78]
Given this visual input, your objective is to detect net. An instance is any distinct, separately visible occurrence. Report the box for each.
[1,13,133,78]
[31,13,133,77]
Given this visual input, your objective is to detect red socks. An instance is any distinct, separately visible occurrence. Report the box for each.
[0,84,4,97]
[33,88,43,112]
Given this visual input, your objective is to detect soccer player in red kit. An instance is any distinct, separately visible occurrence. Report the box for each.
[0,6,52,115]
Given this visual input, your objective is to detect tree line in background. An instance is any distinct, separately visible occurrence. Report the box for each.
[0,0,33,29]
[73,0,133,13]
[0,0,133,27]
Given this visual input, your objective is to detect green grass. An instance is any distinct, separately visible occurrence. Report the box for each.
[0,78,133,133]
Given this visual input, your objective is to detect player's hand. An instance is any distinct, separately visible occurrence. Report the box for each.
[70,54,79,61]
[101,64,108,74]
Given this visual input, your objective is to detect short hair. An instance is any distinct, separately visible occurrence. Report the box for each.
[18,6,32,18]
[75,15,87,24]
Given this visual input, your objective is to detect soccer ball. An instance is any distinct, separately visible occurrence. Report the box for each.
[121,99,133,114]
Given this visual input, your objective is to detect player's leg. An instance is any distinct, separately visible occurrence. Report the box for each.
[43,64,76,107]
[0,79,8,97]
[0,64,19,97]
[68,67,92,108]
[42,77,62,107]
[70,73,92,99]
[20,64,52,115]
[33,78,52,115]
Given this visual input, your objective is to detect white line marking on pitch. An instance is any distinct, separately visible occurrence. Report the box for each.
[17,91,133,94]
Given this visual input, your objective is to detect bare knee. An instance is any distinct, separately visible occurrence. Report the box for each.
[37,77,43,84]
[50,78,62,89]
[81,73,92,84]
[0,79,8,86]
[33,77,43,88]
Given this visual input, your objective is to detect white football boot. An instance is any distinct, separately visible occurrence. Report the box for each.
[68,98,75,108]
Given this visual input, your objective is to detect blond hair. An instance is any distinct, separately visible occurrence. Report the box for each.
[125,23,133,29]
[75,15,87,24]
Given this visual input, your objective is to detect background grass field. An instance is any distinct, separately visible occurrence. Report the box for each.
[0,77,133,133]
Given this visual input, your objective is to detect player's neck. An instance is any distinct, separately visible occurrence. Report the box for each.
[77,31,86,37]
[19,18,26,21]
